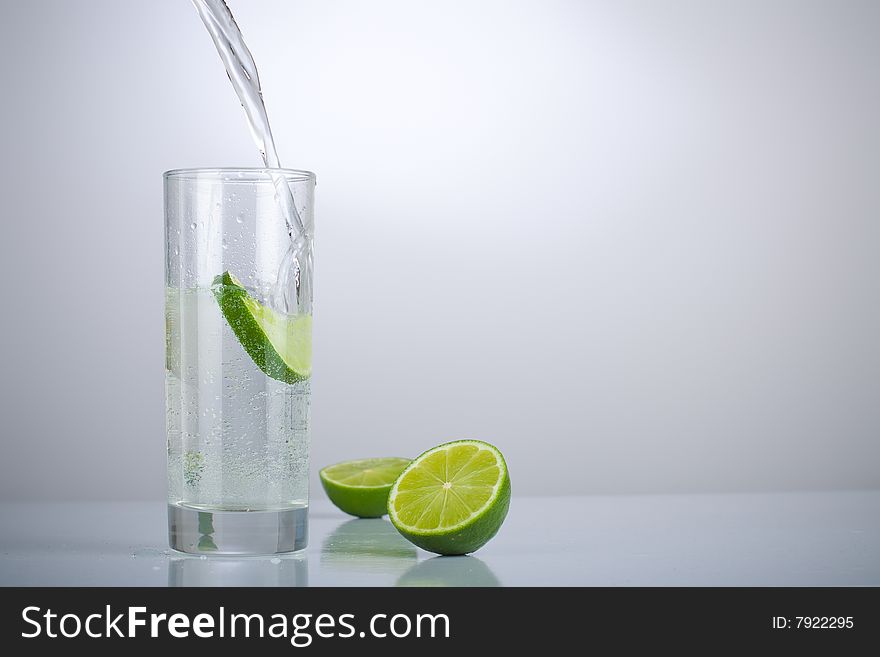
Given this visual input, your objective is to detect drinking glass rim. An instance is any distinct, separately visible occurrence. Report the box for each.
[164,167,316,183]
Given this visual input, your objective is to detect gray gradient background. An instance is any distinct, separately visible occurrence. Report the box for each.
[0,0,877,502]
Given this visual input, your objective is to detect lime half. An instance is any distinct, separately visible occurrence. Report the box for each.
[388,440,511,555]
[320,457,412,518]
[212,271,311,384]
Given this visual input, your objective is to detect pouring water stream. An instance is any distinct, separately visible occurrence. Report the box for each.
[191,0,311,314]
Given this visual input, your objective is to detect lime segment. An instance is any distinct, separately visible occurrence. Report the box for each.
[211,271,311,383]
[388,440,511,555]
[320,457,411,518]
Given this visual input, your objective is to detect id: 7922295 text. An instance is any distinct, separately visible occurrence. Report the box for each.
[772,616,854,629]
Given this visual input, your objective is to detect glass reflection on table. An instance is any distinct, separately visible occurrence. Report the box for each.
[168,553,308,587]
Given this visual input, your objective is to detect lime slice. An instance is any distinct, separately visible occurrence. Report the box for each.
[165,287,180,377]
[388,440,511,555]
[211,271,311,384]
[320,457,412,518]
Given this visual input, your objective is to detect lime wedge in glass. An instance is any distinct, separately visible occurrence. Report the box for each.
[211,271,311,384]
[388,440,511,555]
[320,457,412,518]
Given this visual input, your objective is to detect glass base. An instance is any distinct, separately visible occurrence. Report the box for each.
[168,503,308,555]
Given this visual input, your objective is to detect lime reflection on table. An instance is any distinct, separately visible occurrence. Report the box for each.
[321,519,417,576]
[320,518,501,586]
[396,555,501,587]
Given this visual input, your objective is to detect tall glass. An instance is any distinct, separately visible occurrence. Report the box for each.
[164,168,315,555]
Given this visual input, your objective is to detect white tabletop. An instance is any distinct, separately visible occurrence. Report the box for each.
[1,492,877,586]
